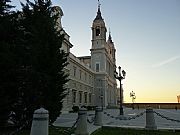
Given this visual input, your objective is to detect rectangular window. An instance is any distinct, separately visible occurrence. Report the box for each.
[72,90,76,103]
[89,75,91,84]
[96,63,100,72]
[108,62,110,75]
[80,70,82,79]
[73,83,76,88]
[85,73,87,81]
[89,93,92,103]
[73,66,76,77]
[84,92,87,103]
[79,91,82,103]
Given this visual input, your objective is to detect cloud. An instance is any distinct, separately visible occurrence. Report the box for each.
[152,55,180,68]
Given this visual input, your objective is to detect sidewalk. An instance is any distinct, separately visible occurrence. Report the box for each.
[53,108,180,134]
[53,111,100,134]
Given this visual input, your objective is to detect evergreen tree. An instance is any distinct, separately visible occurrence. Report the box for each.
[20,0,69,123]
[0,0,20,128]
[0,0,68,129]
[0,0,14,16]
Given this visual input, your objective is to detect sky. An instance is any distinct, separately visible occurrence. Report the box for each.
[11,0,180,103]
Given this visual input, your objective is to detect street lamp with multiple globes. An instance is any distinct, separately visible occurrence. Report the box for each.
[114,66,126,116]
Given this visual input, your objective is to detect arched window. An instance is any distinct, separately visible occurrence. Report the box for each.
[96,27,100,36]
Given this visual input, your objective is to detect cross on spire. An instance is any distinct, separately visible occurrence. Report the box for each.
[98,0,101,9]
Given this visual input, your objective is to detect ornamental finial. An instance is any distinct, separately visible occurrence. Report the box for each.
[98,0,101,10]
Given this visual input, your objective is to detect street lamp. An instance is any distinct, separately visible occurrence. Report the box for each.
[130,91,136,103]
[114,66,126,116]
[100,93,103,111]
[99,79,104,111]
[177,95,180,103]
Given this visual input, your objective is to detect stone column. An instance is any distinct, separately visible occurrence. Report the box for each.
[145,108,157,130]
[30,108,49,135]
[94,107,102,126]
[75,108,89,135]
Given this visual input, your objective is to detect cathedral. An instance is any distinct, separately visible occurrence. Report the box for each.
[52,3,118,112]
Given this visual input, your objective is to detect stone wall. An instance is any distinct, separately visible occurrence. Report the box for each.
[124,103,180,109]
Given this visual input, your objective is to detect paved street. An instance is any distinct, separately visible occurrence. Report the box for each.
[102,108,180,129]
[53,108,180,134]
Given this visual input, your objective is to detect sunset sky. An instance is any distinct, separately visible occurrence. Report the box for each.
[11,0,180,103]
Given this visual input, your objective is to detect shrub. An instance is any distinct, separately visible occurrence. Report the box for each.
[87,106,94,110]
[72,106,79,112]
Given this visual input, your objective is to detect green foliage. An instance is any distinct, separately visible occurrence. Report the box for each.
[19,0,69,123]
[72,106,79,112]
[92,127,180,135]
[0,0,14,16]
[0,0,69,129]
[0,0,22,127]
[1,126,68,135]
[87,106,95,110]
[3,126,180,135]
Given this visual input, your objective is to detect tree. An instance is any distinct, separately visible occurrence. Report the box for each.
[0,0,20,128]
[0,0,14,16]
[19,0,69,123]
[0,0,68,129]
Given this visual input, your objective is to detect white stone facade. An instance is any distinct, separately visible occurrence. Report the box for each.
[52,5,118,112]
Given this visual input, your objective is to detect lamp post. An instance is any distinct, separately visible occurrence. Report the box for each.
[130,91,136,103]
[99,79,103,111]
[100,93,103,111]
[130,91,136,109]
[177,95,180,103]
[114,66,126,116]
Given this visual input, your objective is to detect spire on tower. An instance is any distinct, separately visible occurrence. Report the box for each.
[94,0,103,20]
[108,28,113,43]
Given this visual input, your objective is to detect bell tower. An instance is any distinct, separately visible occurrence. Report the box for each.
[90,1,118,108]
[91,1,107,49]
[90,1,107,72]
